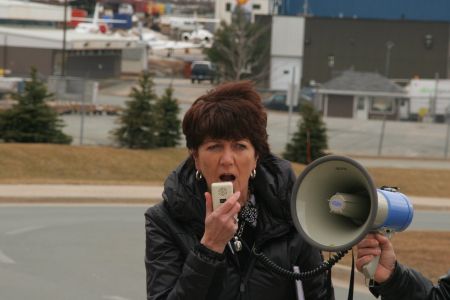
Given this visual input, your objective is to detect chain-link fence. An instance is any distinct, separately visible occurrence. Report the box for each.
[56,103,450,159]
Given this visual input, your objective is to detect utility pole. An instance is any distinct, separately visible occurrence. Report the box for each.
[2,35,7,75]
[384,41,395,78]
[384,41,394,78]
[430,72,439,122]
[379,41,395,156]
[445,120,450,159]
[62,0,68,76]
[287,66,297,141]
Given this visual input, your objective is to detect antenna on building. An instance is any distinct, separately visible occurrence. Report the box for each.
[303,0,309,16]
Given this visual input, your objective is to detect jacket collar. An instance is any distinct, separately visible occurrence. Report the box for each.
[162,154,297,239]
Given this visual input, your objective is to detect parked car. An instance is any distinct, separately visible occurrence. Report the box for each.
[182,29,214,44]
[190,61,216,84]
[263,88,315,112]
[263,93,300,112]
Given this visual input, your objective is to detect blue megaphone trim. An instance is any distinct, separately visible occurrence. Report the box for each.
[377,189,414,232]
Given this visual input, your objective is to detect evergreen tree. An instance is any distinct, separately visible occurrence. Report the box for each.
[113,71,158,149]
[0,67,72,144]
[154,86,181,147]
[283,102,328,164]
[205,6,270,81]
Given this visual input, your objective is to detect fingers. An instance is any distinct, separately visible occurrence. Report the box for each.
[201,192,241,253]
[356,233,397,280]
[357,247,381,259]
[375,233,392,250]
[356,254,376,271]
[356,234,381,271]
[204,192,213,217]
[357,236,379,251]
[215,191,241,216]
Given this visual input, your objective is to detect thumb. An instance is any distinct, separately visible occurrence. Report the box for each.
[204,192,213,217]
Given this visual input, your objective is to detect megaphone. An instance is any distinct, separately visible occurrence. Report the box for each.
[290,155,414,280]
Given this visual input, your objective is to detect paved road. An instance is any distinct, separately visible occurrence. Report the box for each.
[2,205,448,299]
[0,205,389,300]
[0,205,146,300]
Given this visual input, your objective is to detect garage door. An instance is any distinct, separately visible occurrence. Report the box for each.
[327,95,353,118]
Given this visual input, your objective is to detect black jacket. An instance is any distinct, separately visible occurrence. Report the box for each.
[371,263,450,300]
[145,154,334,300]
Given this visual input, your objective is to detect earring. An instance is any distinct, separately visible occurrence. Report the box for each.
[250,169,256,179]
[195,170,203,181]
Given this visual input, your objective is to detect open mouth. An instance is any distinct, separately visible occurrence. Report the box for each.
[219,174,236,182]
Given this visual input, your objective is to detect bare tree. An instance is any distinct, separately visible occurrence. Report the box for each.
[205,7,270,82]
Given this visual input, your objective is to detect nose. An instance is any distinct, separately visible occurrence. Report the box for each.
[219,145,234,166]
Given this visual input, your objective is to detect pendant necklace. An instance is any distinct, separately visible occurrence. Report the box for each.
[233,221,245,252]
[232,196,258,252]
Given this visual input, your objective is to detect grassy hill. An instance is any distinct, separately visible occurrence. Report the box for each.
[1,143,450,198]
[0,144,188,185]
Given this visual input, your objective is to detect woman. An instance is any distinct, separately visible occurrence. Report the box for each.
[145,81,333,300]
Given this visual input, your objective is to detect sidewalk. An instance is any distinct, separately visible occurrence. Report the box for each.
[0,184,449,209]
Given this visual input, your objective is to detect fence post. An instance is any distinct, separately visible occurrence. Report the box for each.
[445,122,450,159]
[377,113,387,156]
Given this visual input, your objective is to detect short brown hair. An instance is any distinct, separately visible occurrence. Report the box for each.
[182,81,270,159]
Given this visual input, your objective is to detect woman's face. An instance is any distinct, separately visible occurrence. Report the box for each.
[194,138,258,204]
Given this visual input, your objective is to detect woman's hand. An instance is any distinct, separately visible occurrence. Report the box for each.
[356,233,397,283]
[200,191,242,253]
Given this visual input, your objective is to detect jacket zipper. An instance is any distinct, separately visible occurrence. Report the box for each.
[239,244,257,300]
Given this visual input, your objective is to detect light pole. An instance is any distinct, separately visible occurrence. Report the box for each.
[379,41,394,156]
[384,41,394,78]
[2,34,7,75]
[62,0,68,76]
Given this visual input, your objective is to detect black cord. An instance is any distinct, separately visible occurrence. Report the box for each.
[252,247,349,281]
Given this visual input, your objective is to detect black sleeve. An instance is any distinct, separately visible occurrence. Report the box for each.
[370,263,450,300]
[145,206,225,300]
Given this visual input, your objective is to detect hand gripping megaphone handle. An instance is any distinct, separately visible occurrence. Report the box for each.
[362,250,381,285]
[362,227,394,285]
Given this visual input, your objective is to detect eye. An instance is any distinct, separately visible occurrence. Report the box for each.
[206,143,221,151]
[234,142,248,150]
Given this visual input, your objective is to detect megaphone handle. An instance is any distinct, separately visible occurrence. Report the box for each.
[362,253,380,285]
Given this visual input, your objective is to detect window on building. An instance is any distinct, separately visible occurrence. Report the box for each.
[226,3,231,11]
[370,97,394,113]
[253,4,261,10]
[357,97,365,110]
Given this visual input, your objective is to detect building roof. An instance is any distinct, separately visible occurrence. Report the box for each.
[318,70,405,97]
[0,26,140,50]
[0,0,66,22]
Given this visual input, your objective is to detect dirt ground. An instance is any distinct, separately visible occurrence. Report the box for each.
[337,231,450,283]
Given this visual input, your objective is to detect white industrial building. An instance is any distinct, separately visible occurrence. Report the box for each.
[0,0,68,22]
[0,0,146,78]
[270,16,304,94]
[406,79,450,122]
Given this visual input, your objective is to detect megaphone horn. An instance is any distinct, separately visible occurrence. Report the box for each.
[290,155,414,280]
